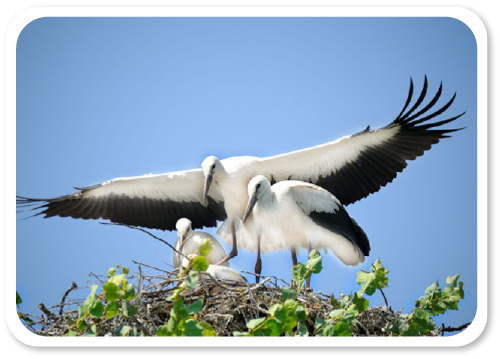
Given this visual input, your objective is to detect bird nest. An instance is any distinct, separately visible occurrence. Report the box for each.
[20,263,442,337]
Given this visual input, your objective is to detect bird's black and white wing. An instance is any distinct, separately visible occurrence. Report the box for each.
[256,77,465,206]
[288,182,370,260]
[17,169,226,230]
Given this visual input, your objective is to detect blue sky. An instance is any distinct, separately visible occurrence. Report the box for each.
[16,17,477,335]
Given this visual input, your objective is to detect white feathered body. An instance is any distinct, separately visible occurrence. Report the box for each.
[173,231,229,269]
[251,180,366,265]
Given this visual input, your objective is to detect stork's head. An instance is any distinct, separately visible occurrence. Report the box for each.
[176,217,193,244]
[243,175,271,223]
[201,156,221,203]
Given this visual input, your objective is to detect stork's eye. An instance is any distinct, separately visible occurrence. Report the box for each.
[256,183,261,191]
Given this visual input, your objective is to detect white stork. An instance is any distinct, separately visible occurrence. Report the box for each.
[242,175,370,287]
[173,217,229,269]
[17,77,464,278]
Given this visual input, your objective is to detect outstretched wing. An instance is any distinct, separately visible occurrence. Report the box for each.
[257,77,465,206]
[17,169,226,230]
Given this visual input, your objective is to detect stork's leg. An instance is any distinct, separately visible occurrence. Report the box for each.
[291,247,298,266]
[305,242,312,288]
[255,236,262,283]
[291,247,298,287]
[215,220,238,266]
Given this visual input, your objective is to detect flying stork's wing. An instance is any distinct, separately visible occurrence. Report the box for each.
[17,169,226,230]
[257,77,465,206]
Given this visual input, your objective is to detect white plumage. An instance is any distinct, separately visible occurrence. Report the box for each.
[173,218,229,269]
[243,175,370,266]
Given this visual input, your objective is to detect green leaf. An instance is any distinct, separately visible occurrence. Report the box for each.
[306,250,323,274]
[114,325,132,337]
[424,281,441,297]
[295,305,307,322]
[458,281,465,299]
[103,281,126,302]
[314,317,325,330]
[105,301,119,319]
[192,256,210,272]
[357,260,389,296]
[16,292,22,305]
[166,316,176,333]
[199,322,216,336]
[198,238,214,257]
[309,249,321,259]
[156,324,172,337]
[297,322,308,336]
[122,266,129,275]
[333,322,353,336]
[280,287,297,302]
[246,317,266,329]
[186,299,204,314]
[19,314,34,324]
[64,330,77,337]
[76,318,87,331]
[186,270,200,289]
[80,285,104,318]
[282,300,299,332]
[122,301,138,318]
[107,267,117,278]
[83,324,97,337]
[292,263,307,284]
[171,296,188,321]
[446,275,460,287]
[263,318,282,336]
[321,324,336,336]
[123,283,136,301]
[166,288,182,301]
[348,291,369,316]
[356,271,377,295]
[88,300,104,318]
[371,258,385,272]
[184,319,204,336]
[269,304,286,323]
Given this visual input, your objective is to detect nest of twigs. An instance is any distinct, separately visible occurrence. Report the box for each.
[20,261,443,337]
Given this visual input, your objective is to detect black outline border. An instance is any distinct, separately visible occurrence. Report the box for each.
[2,2,498,357]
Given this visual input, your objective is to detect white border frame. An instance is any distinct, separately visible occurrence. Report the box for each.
[6,6,487,347]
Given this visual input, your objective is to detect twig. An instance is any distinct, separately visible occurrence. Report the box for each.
[88,272,106,283]
[59,281,78,316]
[441,322,471,335]
[240,270,290,287]
[38,303,56,320]
[379,288,389,308]
[100,222,190,262]
[131,260,173,275]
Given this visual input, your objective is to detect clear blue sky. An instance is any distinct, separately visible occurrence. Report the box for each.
[16,17,477,334]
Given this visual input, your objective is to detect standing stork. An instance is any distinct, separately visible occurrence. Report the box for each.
[242,175,370,287]
[18,77,464,278]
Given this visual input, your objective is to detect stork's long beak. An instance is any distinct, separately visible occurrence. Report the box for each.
[203,172,214,204]
[243,193,258,223]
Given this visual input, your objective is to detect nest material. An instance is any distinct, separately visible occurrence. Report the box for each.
[21,267,442,337]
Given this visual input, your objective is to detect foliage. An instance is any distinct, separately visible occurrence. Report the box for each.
[156,239,216,337]
[314,258,387,337]
[387,275,465,336]
[16,291,34,325]
[63,264,143,337]
[18,242,466,337]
